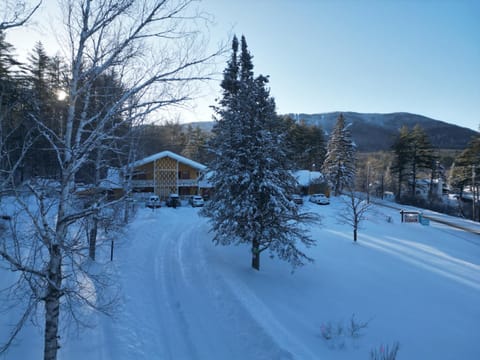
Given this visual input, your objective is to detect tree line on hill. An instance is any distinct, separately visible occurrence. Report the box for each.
[136,114,479,221]
[290,112,477,152]
[1,28,478,222]
[0,4,479,358]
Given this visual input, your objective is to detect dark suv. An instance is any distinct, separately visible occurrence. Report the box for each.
[166,194,181,208]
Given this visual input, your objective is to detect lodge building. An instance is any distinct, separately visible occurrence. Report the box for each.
[116,150,209,200]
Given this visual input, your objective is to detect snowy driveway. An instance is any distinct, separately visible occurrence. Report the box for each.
[3,198,479,360]
[102,207,304,360]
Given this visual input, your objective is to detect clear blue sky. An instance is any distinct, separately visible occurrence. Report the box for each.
[199,0,480,131]
[8,0,480,131]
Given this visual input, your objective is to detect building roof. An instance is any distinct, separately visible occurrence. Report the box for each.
[294,170,324,186]
[130,150,207,171]
[101,168,123,189]
[198,170,324,189]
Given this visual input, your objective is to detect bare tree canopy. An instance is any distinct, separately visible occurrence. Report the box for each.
[0,1,221,359]
[338,189,372,242]
[0,1,42,31]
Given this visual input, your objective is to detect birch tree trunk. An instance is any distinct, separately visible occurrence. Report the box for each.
[43,244,62,360]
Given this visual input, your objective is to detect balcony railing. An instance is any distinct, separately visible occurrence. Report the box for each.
[177,179,198,186]
[131,179,198,188]
[131,180,155,188]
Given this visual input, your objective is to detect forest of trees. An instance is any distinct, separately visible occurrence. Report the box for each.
[2,21,477,218]
[0,1,479,359]
[3,20,476,220]
[1,20,478,217]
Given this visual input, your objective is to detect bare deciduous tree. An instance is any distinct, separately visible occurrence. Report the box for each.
[338,189,372,242]
[0,1,220,359]
[0,1,42,31]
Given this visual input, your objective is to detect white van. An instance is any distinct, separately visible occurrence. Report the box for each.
[146,195,161,208]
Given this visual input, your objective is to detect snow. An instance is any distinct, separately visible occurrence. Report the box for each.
[130,150,207,171]
[293,170,323,187]
[1,197,480,359]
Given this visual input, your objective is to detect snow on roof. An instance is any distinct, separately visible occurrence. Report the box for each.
[294,170,324,187]
[130,150,207,171]
[100,168,123,189]
[198,170,324,188]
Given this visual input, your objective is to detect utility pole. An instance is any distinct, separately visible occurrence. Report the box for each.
[366,161,370,203]
[473,165,477,221]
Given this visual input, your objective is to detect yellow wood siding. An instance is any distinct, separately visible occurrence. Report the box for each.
[135,163,154,180]
[178,163,195,178]
[131,154,203,199]
[154,157,177,199]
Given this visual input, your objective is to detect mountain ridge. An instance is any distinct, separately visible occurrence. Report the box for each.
[186,112,478,151]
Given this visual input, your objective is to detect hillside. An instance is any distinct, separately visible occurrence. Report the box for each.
[188,112,478,152]
[293,112,477,151]
[2,197,479,359]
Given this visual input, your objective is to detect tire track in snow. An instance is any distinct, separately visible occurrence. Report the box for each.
[115,215,171,359]
[150,209,298,360]
[153,222,201,360]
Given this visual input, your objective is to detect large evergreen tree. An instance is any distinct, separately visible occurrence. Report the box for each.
[284,117,326,170]
[204,35,317,271]
[451,133,480,221]
[322,113,356,196]
[0,31,30,185]
[408,125,436,198]
[391,125,436,201]
[21,42,64,178]
[182,125,210,163]
[391,126,411,199]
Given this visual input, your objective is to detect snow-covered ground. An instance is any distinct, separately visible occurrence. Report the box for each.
[1,196,479,359]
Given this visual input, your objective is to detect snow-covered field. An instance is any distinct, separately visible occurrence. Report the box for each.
[1,197,479,359]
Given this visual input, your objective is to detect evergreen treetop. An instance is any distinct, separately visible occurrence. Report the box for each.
[322,113,356,196]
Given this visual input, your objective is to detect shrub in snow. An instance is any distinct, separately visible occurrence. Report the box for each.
[320,321,346,349]
[320,314,370,349]
[348,313,369,338]
[370,342,400,360]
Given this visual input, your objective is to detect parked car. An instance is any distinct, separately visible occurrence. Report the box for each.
[189,195,205,207]
[146,195,161,208]
[291,194,303,205]
[166,193,181,208]
[309,193,330,205]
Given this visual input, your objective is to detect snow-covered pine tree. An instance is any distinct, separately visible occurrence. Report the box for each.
[322,113,356,196]
[391,125,412,199]
[408,124,436,199]
[204,35,317,271]
[391,125,436,201]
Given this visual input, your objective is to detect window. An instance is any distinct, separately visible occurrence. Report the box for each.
[178,170,190,179]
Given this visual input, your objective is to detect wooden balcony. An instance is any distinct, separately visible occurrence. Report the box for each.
[131,180,155,188]
[131,179,199,188]
[177,179,198,187]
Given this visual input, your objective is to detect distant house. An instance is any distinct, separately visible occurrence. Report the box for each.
[411,178,446,199]
[106,151,209,200]
[293,170,328,195]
